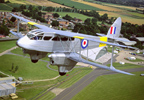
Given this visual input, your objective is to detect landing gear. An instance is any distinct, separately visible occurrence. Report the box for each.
[31,60,38,63]
[59,72,66,76]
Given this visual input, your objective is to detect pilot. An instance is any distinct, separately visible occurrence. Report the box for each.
[34,36,38,40]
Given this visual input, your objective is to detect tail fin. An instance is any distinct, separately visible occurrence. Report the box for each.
[106,17,122,39]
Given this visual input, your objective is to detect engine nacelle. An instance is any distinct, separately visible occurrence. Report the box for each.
[23,49,47,63]
[48,53,77,76]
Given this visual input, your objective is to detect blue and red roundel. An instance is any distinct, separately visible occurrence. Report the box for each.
[81,39,88,49]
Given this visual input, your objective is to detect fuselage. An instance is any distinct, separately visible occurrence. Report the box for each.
[17,29,101,53]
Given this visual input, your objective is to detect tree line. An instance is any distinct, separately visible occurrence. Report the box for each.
[94,0,144,7]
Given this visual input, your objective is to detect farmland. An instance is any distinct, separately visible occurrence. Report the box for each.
[49,0,104,11]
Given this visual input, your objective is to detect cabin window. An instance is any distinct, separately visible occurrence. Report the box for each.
[70,37,75,41]
[52,36,60,41]
[44,36,52,40]
[61,37,68,41]
[37,33,44,40]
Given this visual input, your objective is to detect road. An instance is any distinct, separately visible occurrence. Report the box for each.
[53,67,144,100]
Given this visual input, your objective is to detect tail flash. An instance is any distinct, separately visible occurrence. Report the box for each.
[107,17,122,39]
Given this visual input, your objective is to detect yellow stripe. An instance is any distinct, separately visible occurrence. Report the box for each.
[28,22,39,25]
[73,36,84,39]
[99,36,107,47]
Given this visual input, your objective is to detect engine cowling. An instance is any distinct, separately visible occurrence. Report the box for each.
[23,49,47,63]
[48,53,77,76]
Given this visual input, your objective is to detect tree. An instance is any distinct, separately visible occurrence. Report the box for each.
[0,0,5,3]
[0,19,9,36]
[84,18,91,25]
[92,18,97,25]
[63,14,73,21]
[28,5,33,10]
[53,13,59,18]
[12,7,19,12]
[51,20,59,27]
[10,17,16,22]
[38,6,42,10]
[101,13,108,21]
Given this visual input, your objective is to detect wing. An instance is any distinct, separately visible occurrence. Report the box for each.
[10,13,136,49]
[69,53,134,75]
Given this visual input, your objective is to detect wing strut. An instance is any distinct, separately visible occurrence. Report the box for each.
[110,45,115,69]
[17,19,19,33]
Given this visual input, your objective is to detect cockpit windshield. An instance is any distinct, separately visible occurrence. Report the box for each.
[27,33,35,39]
[27,30,44,40]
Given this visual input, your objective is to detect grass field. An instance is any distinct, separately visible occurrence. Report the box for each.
[72,71,144,100]
[107,63,143,70]
[53,12,93,21]
[0,54,59,80]
[0,40,17,53]
[126,58,144,62]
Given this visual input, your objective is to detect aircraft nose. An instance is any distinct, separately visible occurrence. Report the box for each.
[16,41,19,47]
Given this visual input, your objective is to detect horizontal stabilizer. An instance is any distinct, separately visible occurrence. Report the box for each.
[69,53,134,75]
[96,33,106,37]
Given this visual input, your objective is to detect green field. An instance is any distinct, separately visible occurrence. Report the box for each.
[53,12,93,21]
[0,3,13,11]
[0,54,59,80]
[72,71,144,100]
[0,40,17,53]
[107,63,143,70]
[49,0,104,11]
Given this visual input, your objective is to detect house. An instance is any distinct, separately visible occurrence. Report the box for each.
[42,12,53,20]
[57,18,69,29]
[72,17,83,24]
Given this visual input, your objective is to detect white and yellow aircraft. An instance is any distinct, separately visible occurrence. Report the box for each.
[10,13,136,76]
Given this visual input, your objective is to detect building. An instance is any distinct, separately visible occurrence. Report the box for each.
[0,77,16,97]
[57,18,69,29]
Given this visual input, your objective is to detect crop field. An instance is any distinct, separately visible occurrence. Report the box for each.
[85,0,136,11]
[73,0,123,11]
[98,11,144,25]
[72,71,144,100]
[49,0,104,11]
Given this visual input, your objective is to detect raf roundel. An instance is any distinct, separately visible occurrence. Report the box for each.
[81,39,88,49]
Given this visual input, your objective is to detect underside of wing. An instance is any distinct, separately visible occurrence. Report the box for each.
[68,53,134,75]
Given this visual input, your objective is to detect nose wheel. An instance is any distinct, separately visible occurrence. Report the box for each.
[31,60,38,63]
[59,72,66,76]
